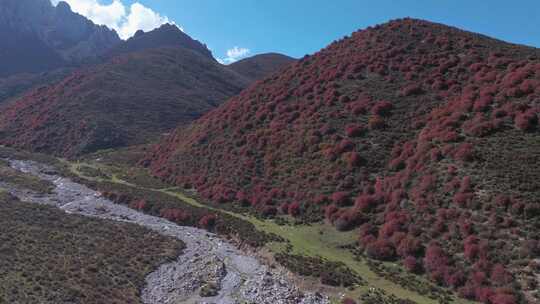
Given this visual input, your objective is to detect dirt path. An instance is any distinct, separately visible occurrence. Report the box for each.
[3,159,329,304]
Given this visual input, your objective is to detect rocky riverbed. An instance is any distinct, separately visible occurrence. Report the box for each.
[1,159,330,304]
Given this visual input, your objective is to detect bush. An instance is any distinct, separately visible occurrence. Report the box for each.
[368,115,385,130]
[332,191,351,206]
[288,201,302,217]
[454,143,475,162]
[403,255,421,273]
[424,243,448,272]
[341,298,357,304]
[515,110,538,131]
[366,239,396,261]
[490,264,512,286]
[354,195,377,212]
[344,152,363,169]
[371,101,393,116]
[491,292,517,304]
[199,214,217,230]
[400,84,424,96]
[345,124,365,137]
[160,208,191,223]
[397,235,423,257]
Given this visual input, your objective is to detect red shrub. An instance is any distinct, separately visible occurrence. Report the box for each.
[366,239,396,261]
[343,152,363,169]
[453,192,473,206]
[337,139,355,153]
[445,269,466,288]
[403,255,421,273]
[397,235,423,257]
[236,191,250,206]
[454,143,475,162]
[279,202,290,214]
[475,287,494,304]
[335,208,363,231]
[473,95,493,112]
[325,204,339,221]
[515,110,538,131]
[288,201,302,217]
[464,236,480,261]
[424,243,449,272]
[400,84,424,96]
[354,195,377,212]
[331,191,351,206]
[491,292,517,304]
[368,115,385,129]
[199,214,217,230]
[260,206,277,218]
[341,298,357,304]
[345,123,365,137]
[490,264,512,286]
[458,284,476,300]
[130,199,148,211]
[371,100,393,116]
[161,208,191,223]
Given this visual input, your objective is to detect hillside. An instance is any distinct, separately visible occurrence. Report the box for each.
[106,23,214,60]
[0,46,249,157]
[143,18,540,303]
[228,53,296,81]
[0,0,120,77]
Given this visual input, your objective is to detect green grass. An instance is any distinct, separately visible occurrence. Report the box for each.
[60,158,477,304]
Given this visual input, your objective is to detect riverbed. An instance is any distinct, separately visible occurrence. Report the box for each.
[2,159,329,304]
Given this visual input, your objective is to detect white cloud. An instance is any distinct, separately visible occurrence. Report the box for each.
[50,0,177,39]
[218,47,251,64]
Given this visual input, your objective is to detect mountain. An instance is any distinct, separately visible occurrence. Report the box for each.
[0,0,120,77]
[0,45,249,157]
[143,18,540,303]
[106,24,213,60]
[228,53,296,81]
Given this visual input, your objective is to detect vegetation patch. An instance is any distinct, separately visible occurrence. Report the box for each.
[0,192,183,304]
[274,253,365,287]
[0,161,54,193]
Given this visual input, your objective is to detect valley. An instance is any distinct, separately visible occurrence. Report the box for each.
[0,152,328,304]
[0,1,539,304]
[0,146,477,304]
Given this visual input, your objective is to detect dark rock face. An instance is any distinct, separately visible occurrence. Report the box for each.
[0,0,121,77]
[107,24,214,60]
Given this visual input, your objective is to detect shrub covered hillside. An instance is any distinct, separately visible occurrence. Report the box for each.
[0,46,250,158]
[228,53,297,82]
[144,19,540,303]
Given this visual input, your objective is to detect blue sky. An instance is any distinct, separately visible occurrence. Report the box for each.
[55,0,540,63]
